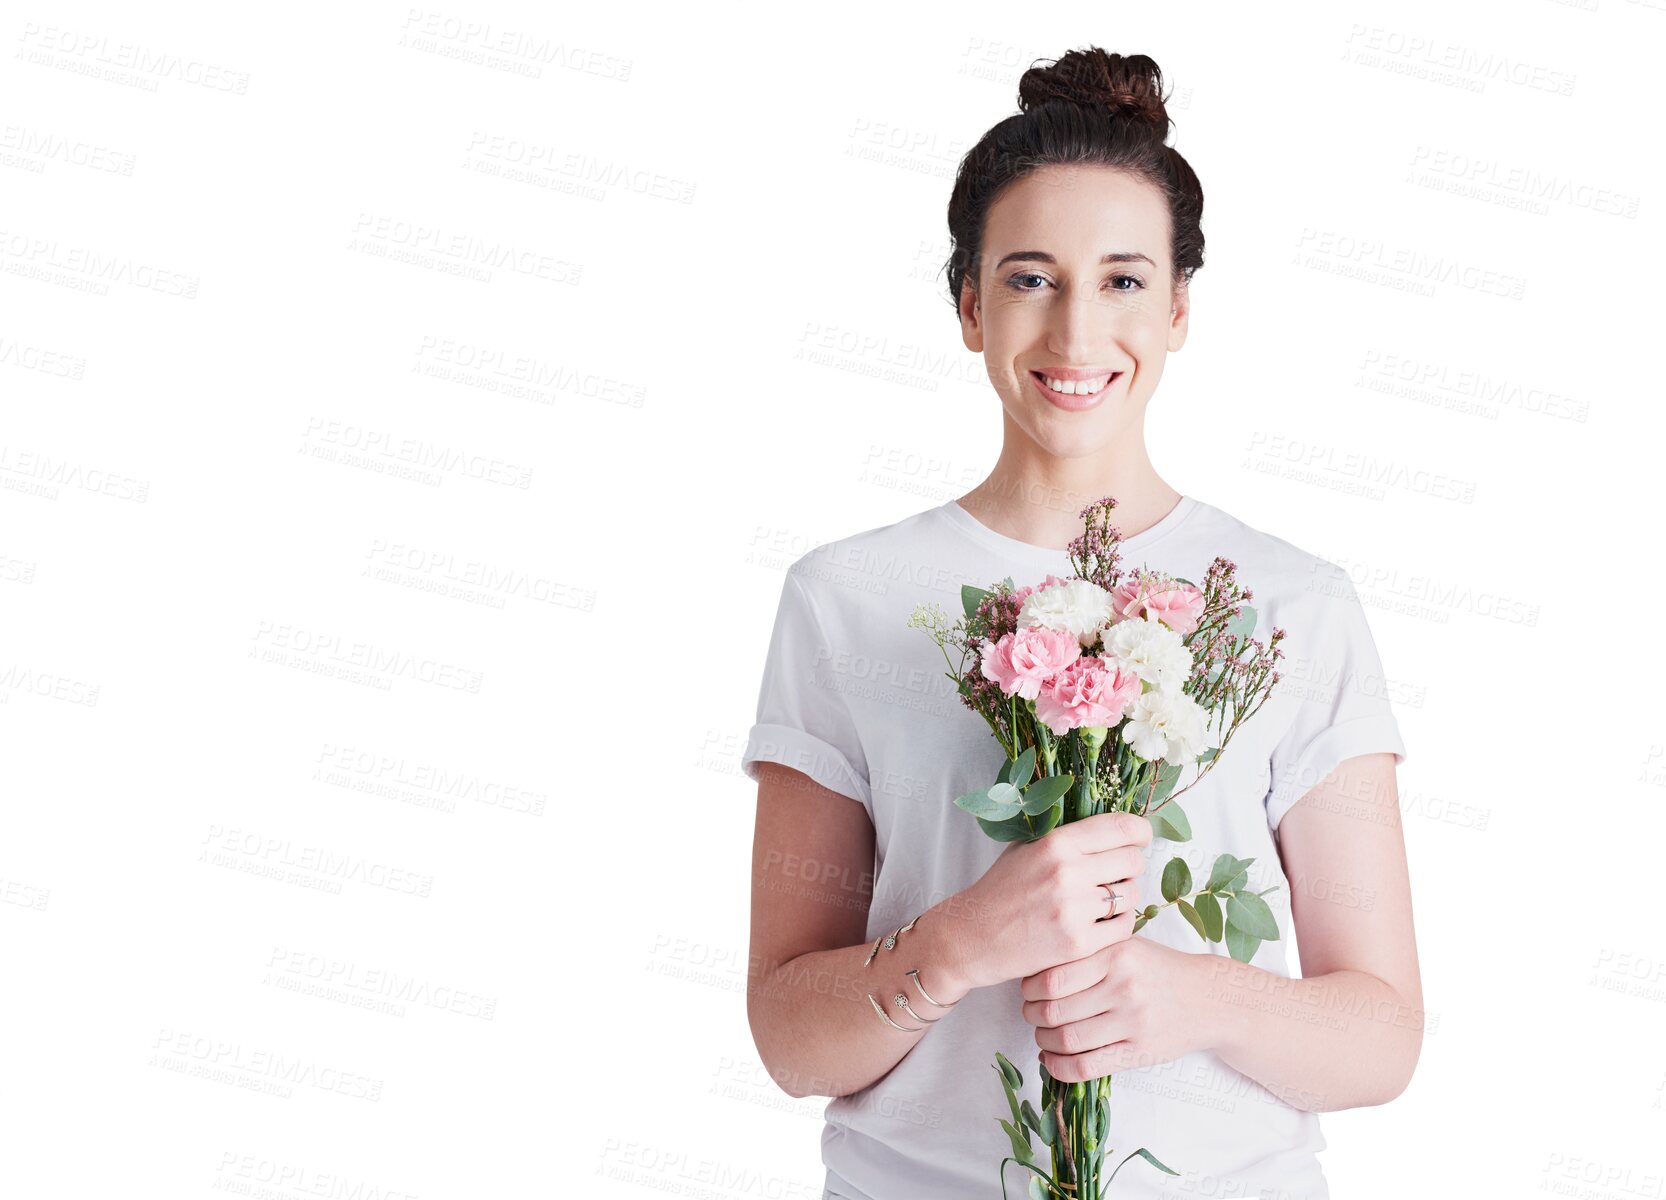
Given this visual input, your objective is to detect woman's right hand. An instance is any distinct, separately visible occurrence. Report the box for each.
[947,810,1153,991]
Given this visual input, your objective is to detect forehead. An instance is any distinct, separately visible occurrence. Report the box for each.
[983,164,1169,265]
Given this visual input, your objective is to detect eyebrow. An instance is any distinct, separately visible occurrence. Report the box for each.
[993,250,1157,269]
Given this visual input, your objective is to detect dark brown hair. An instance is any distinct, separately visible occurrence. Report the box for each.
[943,48,1205,312]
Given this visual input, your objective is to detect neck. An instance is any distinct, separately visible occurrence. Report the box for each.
[957,417,1180,551]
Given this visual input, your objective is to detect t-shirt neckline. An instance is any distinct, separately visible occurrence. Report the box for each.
[938,493,1198,560]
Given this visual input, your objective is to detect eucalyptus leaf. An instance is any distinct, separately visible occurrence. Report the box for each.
[1224,922,1261,963]
[1149,760,1183,805]
[1176,897,1206,941]
[1020,773,1074,814]
[962,584,991,620]
[1195,890,1224,941]
[1031,803,1063,838]
[1206,853,1249,892]
[1020,1100,1042,1135]
[1028,1178,1049,1200]
[1194,747,1219,764]
[988,781,1022,807]
[1003,746,1038,789]
[1161,856,1192,903]
[957,789,1022,820]
[1148,800,1191,842]
[1226,891,1280,940]
[977,813,1039,842]
[1039,1106,1057,1145]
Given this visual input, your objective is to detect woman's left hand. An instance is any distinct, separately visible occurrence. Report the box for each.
[1021,935,1220,1084]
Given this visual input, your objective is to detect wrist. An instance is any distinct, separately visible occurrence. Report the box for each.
[915,901,981,1002]
[1195,951,1251,1056]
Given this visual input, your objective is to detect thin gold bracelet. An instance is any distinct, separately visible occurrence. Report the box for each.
[892,990,942,1024]
[906,968,960,1010]
[862,913,921,966]
[867,992,925,1032]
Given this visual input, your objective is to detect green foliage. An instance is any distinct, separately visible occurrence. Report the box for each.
[1224,922,1262,963]
[1142,851,1282,959]
[1206,853,1254,892]
[1194,891,1224,941]
[1001,746,1037,788]
[976,814,1041,842]
[1177,898,1206,940]
[1226,891,1280,940]
[1108,1147,1180,1183]
[1160,856,1192,903]
[1148,799,1191,842]
[1018,774,1072,814]
[958,754,1077,843]
[1148,759,1183,806]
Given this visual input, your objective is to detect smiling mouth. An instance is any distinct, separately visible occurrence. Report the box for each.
[1030,370,1122,408]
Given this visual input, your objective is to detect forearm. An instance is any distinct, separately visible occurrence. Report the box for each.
[1199,959,1424,1112]
[747,905,976,1100]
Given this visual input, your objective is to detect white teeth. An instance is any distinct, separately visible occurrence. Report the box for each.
[1041,373,1113,395]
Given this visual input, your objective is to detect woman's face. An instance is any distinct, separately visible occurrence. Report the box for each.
[959,163,1189,459]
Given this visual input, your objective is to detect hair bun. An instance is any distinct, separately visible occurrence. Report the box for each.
[1017,49,1171,140]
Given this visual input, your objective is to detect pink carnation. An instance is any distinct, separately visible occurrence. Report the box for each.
[1034,655,1141,736]
[979,626,1081,700]
[1110,573,1206,636]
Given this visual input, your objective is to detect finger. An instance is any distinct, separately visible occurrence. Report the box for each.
[1022,975,1111,1029]
[1091,907,1137,951]
[1040,1041,1139,1085]
[1088,869,1139,920]
[1033,1010,1123,1057]
[1050,811,1152,855]
[1020,939,1116,1001]
[1085,844,1147,885]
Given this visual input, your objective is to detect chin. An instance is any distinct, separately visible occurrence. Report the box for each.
[1018,411,1121,459]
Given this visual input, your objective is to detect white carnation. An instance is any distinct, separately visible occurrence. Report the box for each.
[1122,686,1216,763]
[1018,579,1115,649]
[1103,615,1194,692]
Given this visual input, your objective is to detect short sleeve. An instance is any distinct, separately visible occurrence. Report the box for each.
[740,568,872,810]
[1264,564,1407,831]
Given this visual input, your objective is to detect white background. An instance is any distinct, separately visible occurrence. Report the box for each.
[3,2,1663,1197]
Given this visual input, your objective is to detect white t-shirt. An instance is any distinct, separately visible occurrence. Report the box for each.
[741,493,1408,1200]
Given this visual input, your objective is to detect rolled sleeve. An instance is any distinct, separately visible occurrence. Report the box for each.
[1264,564,1408,831]
[740,569,872,812]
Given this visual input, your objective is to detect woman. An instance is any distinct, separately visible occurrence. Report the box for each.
[742,47,1422,1200]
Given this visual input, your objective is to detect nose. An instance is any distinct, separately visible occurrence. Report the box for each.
[1047,285,1119,365]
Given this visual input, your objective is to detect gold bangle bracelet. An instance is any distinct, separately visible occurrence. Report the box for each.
[906,968,960,1010]
[893,991,942,1024]
[863,913,922,967]
[868,992,925,1032]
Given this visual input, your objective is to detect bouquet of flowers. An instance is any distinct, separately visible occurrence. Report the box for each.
[907,495,1288,1199]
